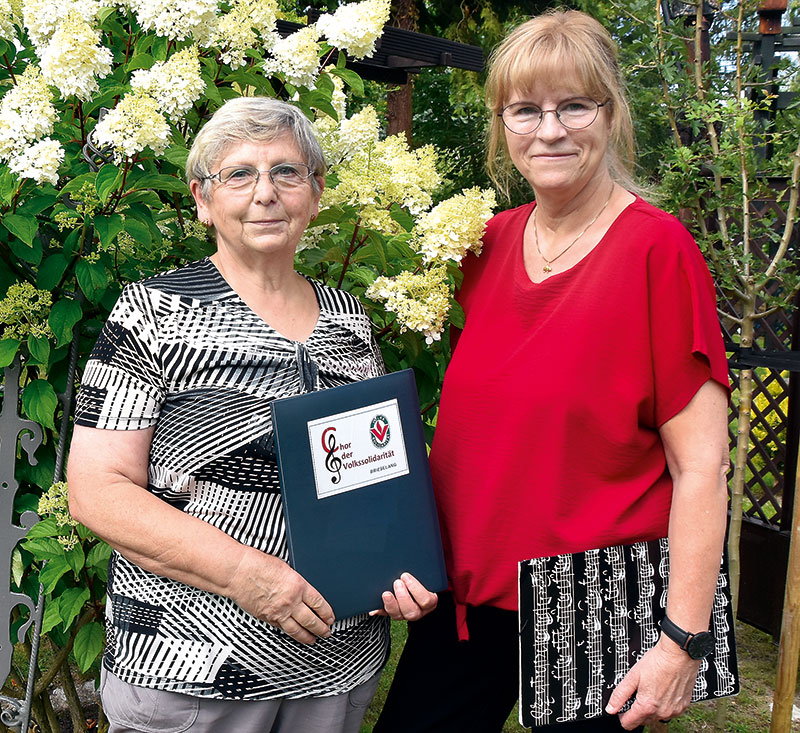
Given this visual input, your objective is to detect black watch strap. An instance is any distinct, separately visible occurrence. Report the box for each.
[660,614,715,659]
[660,614,691,649]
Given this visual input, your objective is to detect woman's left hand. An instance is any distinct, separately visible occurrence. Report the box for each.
[369,572,438,621]
[605,637,701,729]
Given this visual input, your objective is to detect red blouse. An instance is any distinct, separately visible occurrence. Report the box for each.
[429,197,730,615]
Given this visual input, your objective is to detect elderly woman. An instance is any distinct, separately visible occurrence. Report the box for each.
[376,10,729,733]
[67,96,436,733]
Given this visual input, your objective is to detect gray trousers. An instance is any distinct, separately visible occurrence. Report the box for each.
[100,667,382,733]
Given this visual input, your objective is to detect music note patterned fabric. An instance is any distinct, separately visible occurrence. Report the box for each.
[74,257,389,700]
[518,539,739,727]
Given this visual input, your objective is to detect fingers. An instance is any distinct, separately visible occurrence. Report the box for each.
[605,669,637,715]
[302,585,335,627]
[377,573,438,621]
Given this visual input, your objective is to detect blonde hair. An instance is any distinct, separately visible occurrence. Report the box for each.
[485,9,638,198]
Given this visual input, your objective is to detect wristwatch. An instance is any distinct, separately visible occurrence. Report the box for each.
[660,615,715,659]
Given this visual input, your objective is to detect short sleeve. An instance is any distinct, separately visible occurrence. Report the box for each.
[648,227,730,427]
[74,282,166,430]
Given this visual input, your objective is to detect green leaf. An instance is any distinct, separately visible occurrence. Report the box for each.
[95,165,122,204]
[128,173,189,195]
[73,621,104,672]
[202,75,223,104]
[39,555,70,594]
[37,253,70,290]
[17,194,58,217]
[11,548,23,587]
[151,34,168,61]
[87,542,112,570]
[122,216,152,245]
[126,53,155,72]
[300,91,338,121]
[398,330,422,361]
[27,334,50,364]
[163,145,189,169]
[93,214,125,249]
[0,339,20,368]
[25,517,64,540]
[330,67,364,97]
[49,298,82,347]
[41,599,63,635]
[448,300,465,330]
[22,537,66,561]
[310,205,353,228]
[65,543,85,575]
[0,168,19,205]
[59,587,90,630]
[21,379,59,430]
[389,204,415,233]
[59,172,96,198]
[75,259,108,303]
[8,236,43,265]
[2,213,38,246]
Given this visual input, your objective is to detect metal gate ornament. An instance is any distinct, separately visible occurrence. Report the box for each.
[0,357,44,731]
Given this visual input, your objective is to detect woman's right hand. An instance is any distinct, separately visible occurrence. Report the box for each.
[227,547,335,645]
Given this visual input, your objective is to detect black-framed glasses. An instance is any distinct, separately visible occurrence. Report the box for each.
[499,98,609,135]
[202,163,314,192]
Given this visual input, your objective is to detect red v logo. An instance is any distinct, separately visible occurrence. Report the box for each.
[371,421,388,442]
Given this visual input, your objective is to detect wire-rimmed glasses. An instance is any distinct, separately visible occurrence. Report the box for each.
[499,98,608,135]
[202,163,314,192]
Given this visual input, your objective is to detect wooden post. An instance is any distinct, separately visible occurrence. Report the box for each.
[770,447,800,731]
[758,0,786,34]
[385,0,418,144]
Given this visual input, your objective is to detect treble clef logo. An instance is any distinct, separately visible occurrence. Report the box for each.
[321,427,342,484]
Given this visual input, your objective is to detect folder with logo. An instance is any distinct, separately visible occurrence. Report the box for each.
[270,369,447,619]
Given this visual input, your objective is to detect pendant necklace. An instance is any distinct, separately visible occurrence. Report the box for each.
[533,187,614,274]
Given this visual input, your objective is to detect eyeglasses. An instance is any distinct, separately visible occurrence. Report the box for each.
[202,163,314,192]
[499,98,608,135]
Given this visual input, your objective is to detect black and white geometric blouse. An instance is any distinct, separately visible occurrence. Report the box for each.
[74,257,390,700]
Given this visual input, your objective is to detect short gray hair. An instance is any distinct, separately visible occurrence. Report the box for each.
[186,97,327,200]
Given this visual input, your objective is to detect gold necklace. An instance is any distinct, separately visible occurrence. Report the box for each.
[533,188,614,274]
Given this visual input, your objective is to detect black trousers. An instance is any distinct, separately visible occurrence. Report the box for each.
[375,593,641,733]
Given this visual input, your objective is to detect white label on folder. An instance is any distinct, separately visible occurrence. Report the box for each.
[307,398,410,499]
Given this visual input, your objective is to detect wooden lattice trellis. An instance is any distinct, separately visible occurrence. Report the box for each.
[718,187,799,531]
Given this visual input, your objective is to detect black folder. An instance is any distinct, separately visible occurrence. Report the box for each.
[271,369,447,619]
[518,539,739,727]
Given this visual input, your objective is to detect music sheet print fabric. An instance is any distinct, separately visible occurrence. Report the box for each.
[518,538,739,727]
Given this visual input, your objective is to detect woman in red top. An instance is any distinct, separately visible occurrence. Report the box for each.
[376,9,730,733]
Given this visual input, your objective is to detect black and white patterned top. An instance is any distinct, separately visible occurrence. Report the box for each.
[74,257,390,700]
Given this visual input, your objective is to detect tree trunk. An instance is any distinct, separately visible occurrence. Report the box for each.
[728,296,756,618]
[386,0,418,144]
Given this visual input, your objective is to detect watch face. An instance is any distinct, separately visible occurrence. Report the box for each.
[687,631,715,659]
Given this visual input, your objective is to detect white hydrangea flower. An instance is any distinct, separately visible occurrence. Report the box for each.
[40,10,113,100]
[316,0,390,60]
[366,266,450,344]
[0,65,57,161]
[329,105,380,163]
[8,137,64,184]
[0,0,17,42]
[93,91,171,162]
[23,0,99,49]
[131,0,219,42]
[262,24,321,88]
[412,187,497,264]
[322,131,440,233]
[213,0,277,67]
[130,45,204,120]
